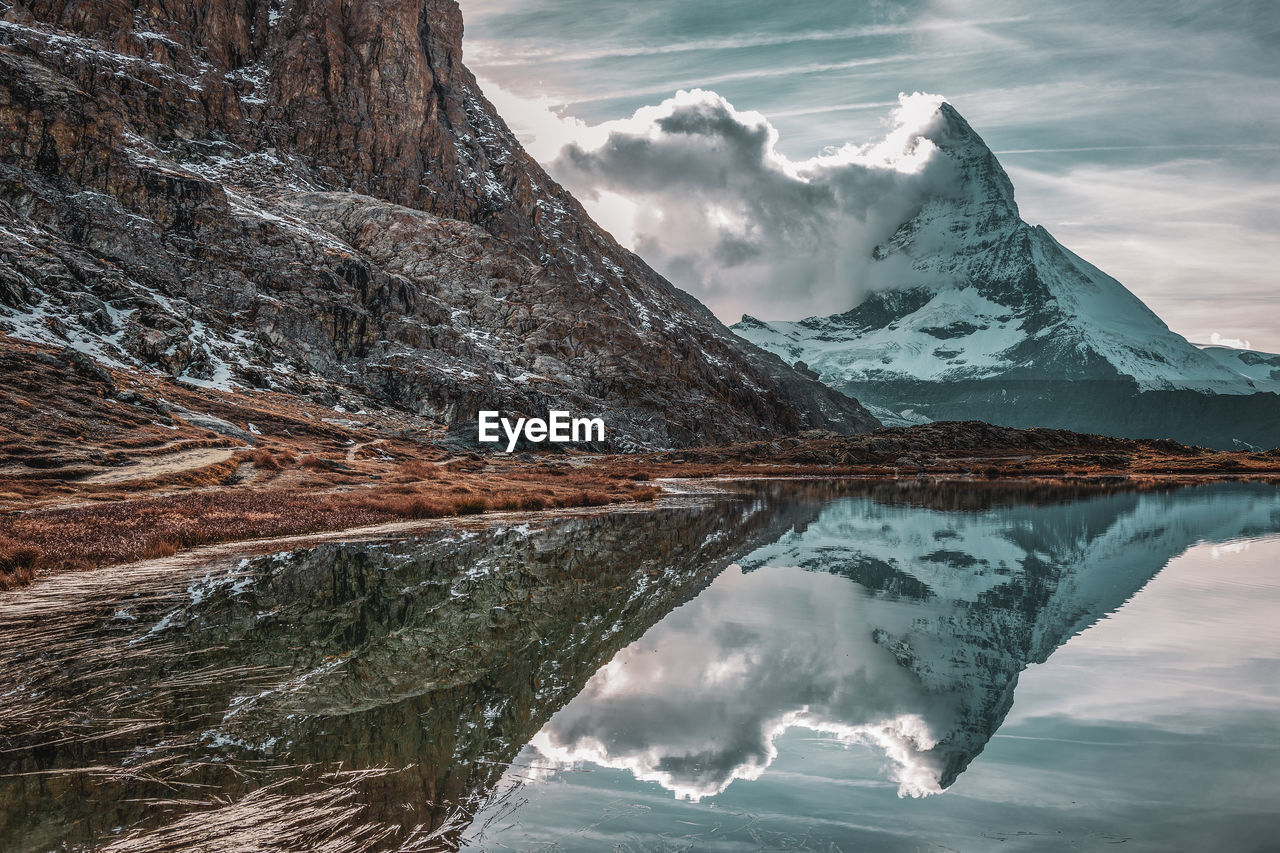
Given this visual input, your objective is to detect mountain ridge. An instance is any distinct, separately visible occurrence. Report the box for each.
[0,0,878,448]
[734,101,1280,449]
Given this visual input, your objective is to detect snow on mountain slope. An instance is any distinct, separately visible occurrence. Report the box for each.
[1199,345,1280,393]
[736,103,1258,397]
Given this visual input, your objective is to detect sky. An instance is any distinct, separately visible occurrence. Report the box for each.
[460,0,1280,352]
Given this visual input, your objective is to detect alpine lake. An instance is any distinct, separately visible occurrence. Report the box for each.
[3,479,1279,852]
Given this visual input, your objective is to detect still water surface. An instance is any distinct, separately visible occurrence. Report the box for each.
[2,481,1279,851]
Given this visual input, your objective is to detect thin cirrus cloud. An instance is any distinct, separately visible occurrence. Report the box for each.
[466,16,1031,68]
[1004,158,1280,350]
[503,54,941,112]
[464,0,1280,350]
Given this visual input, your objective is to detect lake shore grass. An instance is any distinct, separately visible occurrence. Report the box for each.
[3,336,1278,590]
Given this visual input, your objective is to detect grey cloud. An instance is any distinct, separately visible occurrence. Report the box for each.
[548,92,952,321]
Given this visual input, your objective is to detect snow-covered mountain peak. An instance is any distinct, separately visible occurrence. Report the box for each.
[925,103,1018,216]
[733,103,1280,446]
[869,102,1020,277]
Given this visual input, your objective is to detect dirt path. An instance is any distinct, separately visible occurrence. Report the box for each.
[83,447,242,485]
[345,439,387,464]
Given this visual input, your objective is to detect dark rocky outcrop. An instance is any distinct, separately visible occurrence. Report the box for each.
[0,0,878,448]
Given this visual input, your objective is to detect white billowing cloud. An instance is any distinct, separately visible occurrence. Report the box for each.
[552,90,958,323]
[483,83,961,322]
[1209,332,1251,350]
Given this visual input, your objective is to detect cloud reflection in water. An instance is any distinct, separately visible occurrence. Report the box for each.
[523,484,1280,801]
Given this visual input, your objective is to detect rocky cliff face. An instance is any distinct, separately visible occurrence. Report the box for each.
[0,0,877,448]
[733,103,1278,449]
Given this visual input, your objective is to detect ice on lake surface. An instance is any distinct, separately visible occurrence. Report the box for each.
[2,480,1279,851]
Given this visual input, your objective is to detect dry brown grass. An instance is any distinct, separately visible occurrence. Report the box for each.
[453,497,488,515]
[249,449,280,470]
[0,459,663,586]
[0,491,389,578]
[298,454,330,471]
[395,459,439,481]
[342,493,452,520]
[0,535,38,591]
[144,457,245,489]
[141,539,179,559]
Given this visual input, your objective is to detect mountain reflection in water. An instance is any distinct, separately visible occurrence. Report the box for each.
[2,481,1279,852]
[520,482,1280,804]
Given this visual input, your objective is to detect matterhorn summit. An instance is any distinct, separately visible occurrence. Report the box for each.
[734,100,1280,448]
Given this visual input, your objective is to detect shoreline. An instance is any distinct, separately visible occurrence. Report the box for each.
[4,470,1279,593]
[4,337,1280,592]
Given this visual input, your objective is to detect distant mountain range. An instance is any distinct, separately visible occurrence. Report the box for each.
[0,0,876,450]
[1199,344,1280,393]
[734,104,1280,450]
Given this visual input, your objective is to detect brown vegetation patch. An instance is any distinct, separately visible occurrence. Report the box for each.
[1,339,1275,593]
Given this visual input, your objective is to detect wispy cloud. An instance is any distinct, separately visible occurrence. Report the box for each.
[1006,159,1280,350]
[508,54,945,111]
[466,16,1031,67]
[996,144,1280,155]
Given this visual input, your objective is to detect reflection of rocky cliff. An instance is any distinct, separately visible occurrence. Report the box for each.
[0,498,821,852]
[527,483,1280,799]
[6,483,1280,851]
